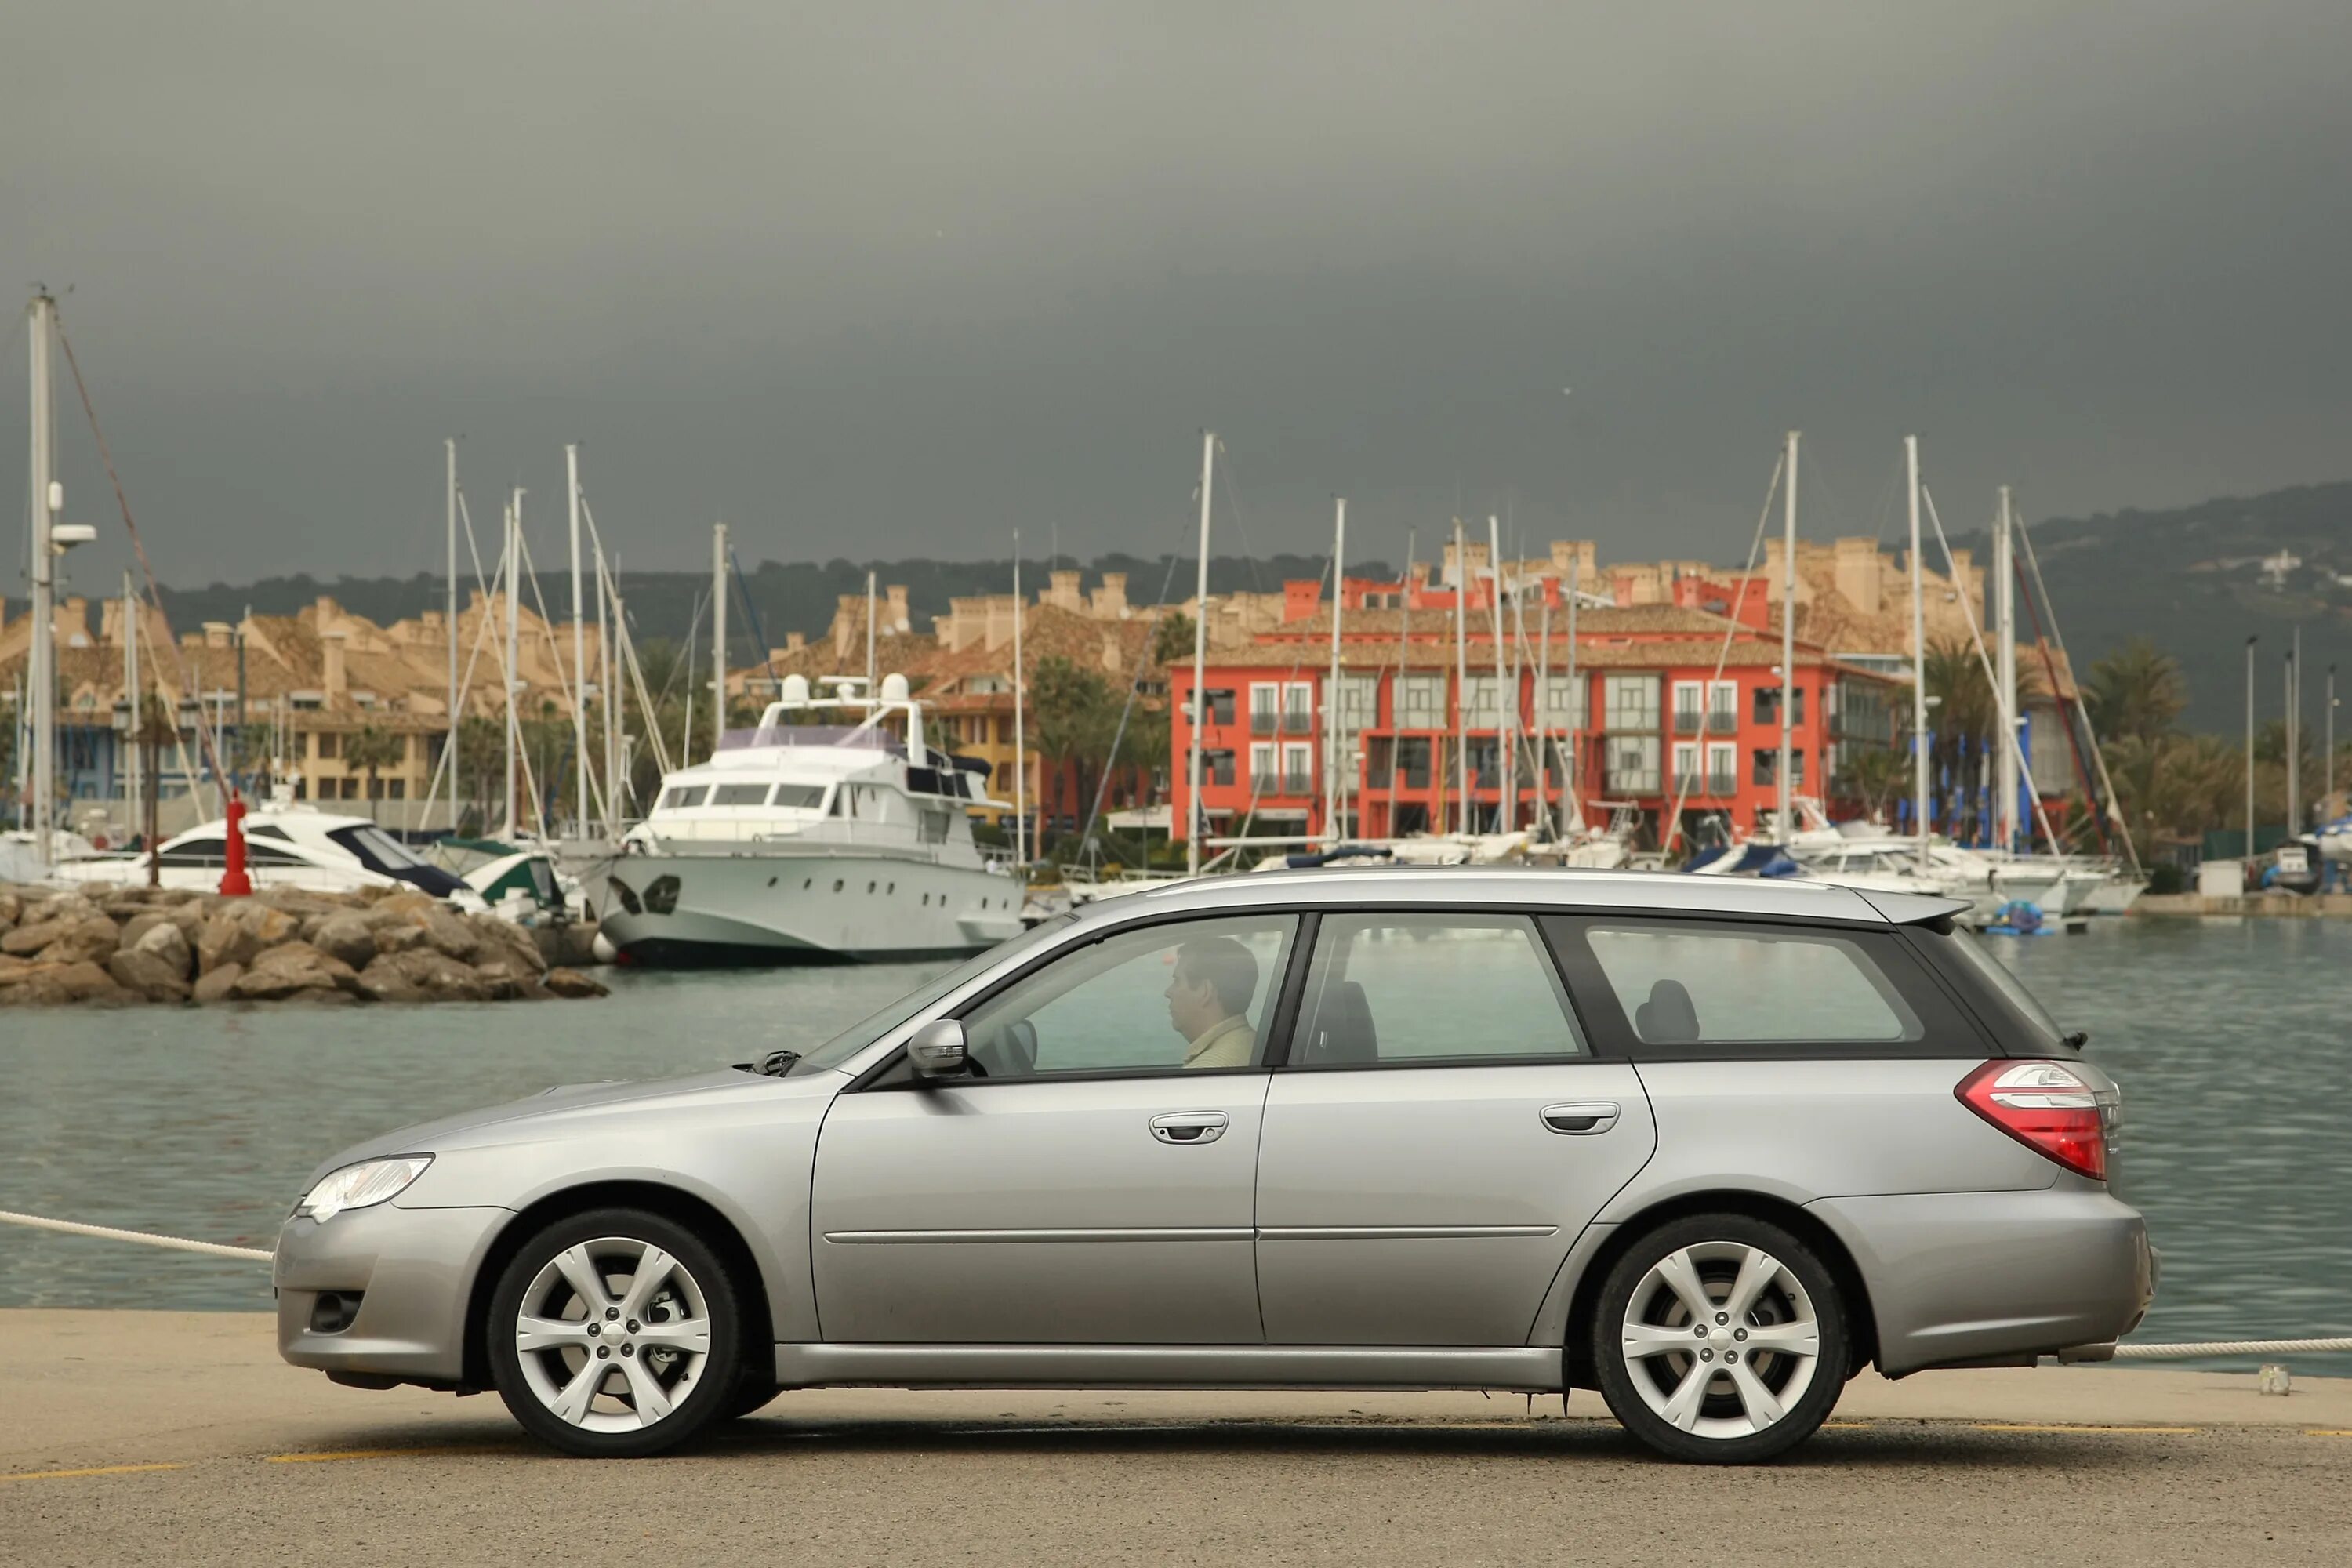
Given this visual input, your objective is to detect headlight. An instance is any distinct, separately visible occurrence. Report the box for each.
[295,1156,434,1222]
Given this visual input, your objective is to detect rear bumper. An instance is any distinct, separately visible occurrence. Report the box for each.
[274,1202,514,1384]
[1809,1184,2153,1376]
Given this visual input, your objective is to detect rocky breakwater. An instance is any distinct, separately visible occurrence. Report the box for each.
[0,884,610,1007]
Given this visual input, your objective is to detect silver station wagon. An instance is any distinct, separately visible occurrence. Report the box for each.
[277,869,2154,1463]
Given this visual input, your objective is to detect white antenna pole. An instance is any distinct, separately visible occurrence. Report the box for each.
[1186,433,1214,875]
[1452,519,1468,832]
[26,293,57,870]
[2289,626,2302,832]
[445,439,458,834]
[1906,435,1929,870]
[1325,497,1345,845]
[567,443,587,837]
[866,569,878,696]
[710,521,728,760]
[1012,534,1026,869]
[2245,637,2257,859]
[1488,515,1510,834]
[1994,485,2018,853]
[1777,430,1798,844]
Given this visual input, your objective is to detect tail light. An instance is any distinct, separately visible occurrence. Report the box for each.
[1955,1060,2108,1181]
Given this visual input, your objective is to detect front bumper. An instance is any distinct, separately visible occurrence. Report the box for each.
[1809,1183,2154,1376]
[274,1202,514,1385]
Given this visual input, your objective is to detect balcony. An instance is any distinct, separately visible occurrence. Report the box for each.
[1281,710,1313,735]
[1672,710,1703,736]
[1708,710,1739,735]
[1250,711,1279,737]
[1280,769,1312,796]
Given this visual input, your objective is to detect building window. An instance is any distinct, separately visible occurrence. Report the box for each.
[1336,673,1380,727]
[1752,685,1806,726]
[1205,750,1236,786]
[1392,736,1432,789]
[1752,748,1777,786]
[1708,681,1738,734]
[1792,749,1806,788]
[1603,674,1660,732]
[1605,734,1660,793]
[1462,674,1516,730]
[1282,742,1313,795]
[1250,743,1278,791]
[1672,740,1701,792]
[1671,681,1704,735]
[1537,673,1588,731]
[1250,683,1280,736]
[1283,682,1314,735]
[1707,742,1737,797]
[1397,674,1446,728]
[315,731,339,760]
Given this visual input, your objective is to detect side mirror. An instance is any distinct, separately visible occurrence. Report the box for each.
[907,1018,969,1081]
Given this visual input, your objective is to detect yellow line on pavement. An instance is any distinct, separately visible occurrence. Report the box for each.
[2305,1429,2352,1437]
[1973,1423,2198,1434]
[0,1462,186,1483]
[266,1446,503,1465]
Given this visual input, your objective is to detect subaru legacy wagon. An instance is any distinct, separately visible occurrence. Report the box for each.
[276,869,2152,1463]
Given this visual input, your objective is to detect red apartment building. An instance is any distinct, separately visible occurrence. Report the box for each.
[1170,600,1900,848]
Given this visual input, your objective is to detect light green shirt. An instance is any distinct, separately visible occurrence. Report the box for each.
[1183,1014,1255,1069]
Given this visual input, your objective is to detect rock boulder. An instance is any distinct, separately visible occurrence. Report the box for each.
[230,941,360,1001]
[34,916,123,967]
[191,961,245,1003]
[107,948,192,1004]
[132,918,195,980]
[196,903,299,974]
[544,966,610,1000]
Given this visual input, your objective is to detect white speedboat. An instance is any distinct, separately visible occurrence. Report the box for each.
[45,793,481,904]
[594,673,1026,966]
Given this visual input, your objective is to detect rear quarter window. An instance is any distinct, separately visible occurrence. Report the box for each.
[1544,916,1988,1060]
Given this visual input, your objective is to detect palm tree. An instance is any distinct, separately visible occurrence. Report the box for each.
[343,725,406,814]
[2085,637,2187,744]
[1831,743,1905,823]
[1029,655,1121,850]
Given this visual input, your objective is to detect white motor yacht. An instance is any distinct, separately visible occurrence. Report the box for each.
[45,790,481,904]
[594,674,1025,966]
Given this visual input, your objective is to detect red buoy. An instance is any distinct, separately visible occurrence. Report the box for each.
[220,790,254,897]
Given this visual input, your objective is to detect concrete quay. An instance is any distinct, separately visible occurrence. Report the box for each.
[9,1309,2352,1566]
[2135,891,2352,917]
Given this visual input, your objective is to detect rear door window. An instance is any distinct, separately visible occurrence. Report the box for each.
[1284,912,1586,1068]
[1548,917,1978,1058]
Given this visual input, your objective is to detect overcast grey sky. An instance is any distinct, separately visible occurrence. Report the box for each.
[8,1,2350,588]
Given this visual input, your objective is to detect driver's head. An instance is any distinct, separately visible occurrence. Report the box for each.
[1165,936,1258,1041]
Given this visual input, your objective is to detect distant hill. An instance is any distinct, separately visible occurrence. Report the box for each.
[1951,481,2352,735]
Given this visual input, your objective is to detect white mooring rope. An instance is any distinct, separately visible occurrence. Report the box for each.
[2109,1338,2352,1359]
[0,1209,274,1262]
[2,1209,2350,1358]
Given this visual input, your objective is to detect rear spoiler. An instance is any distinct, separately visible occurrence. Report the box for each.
[1852,889,1975,927]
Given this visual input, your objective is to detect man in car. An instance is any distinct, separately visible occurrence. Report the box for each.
[1165,936,1259,1068]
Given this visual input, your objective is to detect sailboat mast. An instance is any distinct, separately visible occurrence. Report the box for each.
[1452,519,1468,831]
[1488,516,1509,834]
[866,569,878,697]
[1325,497,1345,845]
[1012,533,1026,869]
[1994,485,2018,852]
[1186,433,1214,875]
[122,573,139,839]
[1906,435,1929,869]
[1777,430,1799,844]
[1565,554,1580,829]
[568,444,587,836]
[445,439,458,835]
[26,293,56,869]
[1536,590,1551,840]
[598,543,618,838]
[503,490,522,838]
[710,521,728,759]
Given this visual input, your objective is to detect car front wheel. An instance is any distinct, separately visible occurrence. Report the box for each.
[486,1207,744,1457]
[1592,1213,1846,1464]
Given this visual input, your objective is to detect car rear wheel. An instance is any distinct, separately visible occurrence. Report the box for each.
[1592,1213,1846,1464]
[486,1207,744,1457]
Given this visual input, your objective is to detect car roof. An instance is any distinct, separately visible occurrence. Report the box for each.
[1083,866,1960,927]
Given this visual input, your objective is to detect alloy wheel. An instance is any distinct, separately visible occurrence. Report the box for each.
[1618,1240,1821,1440]
[510,1236,715,1433]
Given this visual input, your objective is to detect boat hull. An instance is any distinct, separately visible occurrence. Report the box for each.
[595,851,1025,967]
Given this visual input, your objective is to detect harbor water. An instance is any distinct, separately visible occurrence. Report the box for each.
[5,917,2347,1368]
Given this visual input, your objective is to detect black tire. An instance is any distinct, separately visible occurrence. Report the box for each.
[485,1207,746,1457]
[1591,1212,1847,1465]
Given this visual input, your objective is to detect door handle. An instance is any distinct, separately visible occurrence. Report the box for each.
[1541,1102,1621,1136]
[1150,1112,1229,1145]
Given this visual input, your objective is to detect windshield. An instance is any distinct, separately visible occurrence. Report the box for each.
[783,912,1080,1075]
[1936,925,2067,1051]
[347,826,426,869]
